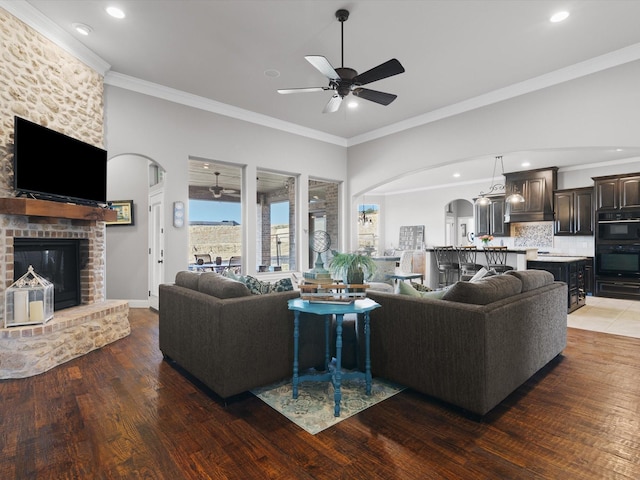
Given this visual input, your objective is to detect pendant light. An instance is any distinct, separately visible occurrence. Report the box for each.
[475,156,525,205]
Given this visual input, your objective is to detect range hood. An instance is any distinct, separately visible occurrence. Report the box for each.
[504,167,558,223]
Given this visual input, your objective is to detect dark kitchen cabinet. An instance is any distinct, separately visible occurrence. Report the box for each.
[584,257,594,296]
[554,187,594,235]
[505,167,557,222]
[474,196,508,237]
[527,258,587,312]
[593,173,640,210]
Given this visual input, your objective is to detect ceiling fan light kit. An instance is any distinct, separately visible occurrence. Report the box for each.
[277,9,405,113]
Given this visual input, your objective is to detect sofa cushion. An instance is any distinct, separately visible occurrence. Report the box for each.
[506,270,555,292]
[442,273,522,305]
[198,272,251,298]
[175,271,201,290]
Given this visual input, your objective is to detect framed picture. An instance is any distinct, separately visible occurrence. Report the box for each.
[106,200,134,226]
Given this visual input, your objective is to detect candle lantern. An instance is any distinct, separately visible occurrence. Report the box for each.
[4,265,54,328]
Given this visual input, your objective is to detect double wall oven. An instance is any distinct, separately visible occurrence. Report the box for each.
[595,210,640,299]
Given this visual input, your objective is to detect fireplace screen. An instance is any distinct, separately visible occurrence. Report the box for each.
[13,239,81,311]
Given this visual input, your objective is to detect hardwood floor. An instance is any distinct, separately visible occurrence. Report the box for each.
[1,307,639,479]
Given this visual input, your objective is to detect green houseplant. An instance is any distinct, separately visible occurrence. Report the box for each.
[328,250,378,285]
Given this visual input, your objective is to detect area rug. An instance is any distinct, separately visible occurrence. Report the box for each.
[251,377,405,435]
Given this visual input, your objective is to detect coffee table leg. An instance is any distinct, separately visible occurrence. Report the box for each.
[324,314,330,370]
[365,311,372,395]
[334,313,343,416]
[292,310,300,399]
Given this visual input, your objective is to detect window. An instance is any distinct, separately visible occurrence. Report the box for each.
[188,160,242,270]
[309,179,339,269]
[357,203,378,255]
[257,170,296,272]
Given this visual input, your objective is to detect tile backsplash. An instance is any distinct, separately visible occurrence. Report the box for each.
[507,222,594,256]
[513,222,554,248]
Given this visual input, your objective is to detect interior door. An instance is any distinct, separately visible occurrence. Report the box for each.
[148,188,164,310]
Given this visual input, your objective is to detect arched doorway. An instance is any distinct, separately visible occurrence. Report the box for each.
[445,199,474,245]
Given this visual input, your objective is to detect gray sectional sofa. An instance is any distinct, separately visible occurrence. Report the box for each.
[366,270,567,415]
[159,271,324,399]
[159,269,567,416]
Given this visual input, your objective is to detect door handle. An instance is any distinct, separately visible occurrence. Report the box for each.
[158,260,164,264]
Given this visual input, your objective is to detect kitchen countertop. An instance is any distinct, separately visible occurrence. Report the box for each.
[528,256,588,263]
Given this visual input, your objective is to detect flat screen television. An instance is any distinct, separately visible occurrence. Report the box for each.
[13,116,108,206]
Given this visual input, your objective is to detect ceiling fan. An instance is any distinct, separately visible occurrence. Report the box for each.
[209,172,239,198]
[278,9,405,113]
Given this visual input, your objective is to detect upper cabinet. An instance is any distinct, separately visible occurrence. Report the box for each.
[504,167,558,222]
[474,196,508,237]
[554,187,594,236]
[593,173,640,210]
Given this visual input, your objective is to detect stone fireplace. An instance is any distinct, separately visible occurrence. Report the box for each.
[0,198,130,379]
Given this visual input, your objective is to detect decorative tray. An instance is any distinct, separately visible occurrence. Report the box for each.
[299,283,369,303]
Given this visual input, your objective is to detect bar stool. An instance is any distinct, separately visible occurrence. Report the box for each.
[483,246,513,273]
[456,246,483,280]
[433,246,459,288]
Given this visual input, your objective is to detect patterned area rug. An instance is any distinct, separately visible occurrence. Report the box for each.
[251,377,405,435]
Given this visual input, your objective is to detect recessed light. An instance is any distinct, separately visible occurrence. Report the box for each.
[72,23,92,35]
[522,162,531,167]
[264,69,280,78]
[106,6,125,19]
[550,11,569,23]
[347,101,358,109]
[453,173,460,178]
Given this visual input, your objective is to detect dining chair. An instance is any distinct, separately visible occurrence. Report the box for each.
[433,246,459,288]
[483,246,513,273]
[456,246,483,280]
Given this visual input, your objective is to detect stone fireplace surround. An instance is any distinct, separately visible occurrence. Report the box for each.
[0,198,130,379]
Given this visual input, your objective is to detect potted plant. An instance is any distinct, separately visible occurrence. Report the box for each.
[328,250,378,285]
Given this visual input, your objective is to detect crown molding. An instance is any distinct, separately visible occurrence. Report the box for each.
[104,72,347,147]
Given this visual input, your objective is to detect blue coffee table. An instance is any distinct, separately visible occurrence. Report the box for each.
[287,297,381,417]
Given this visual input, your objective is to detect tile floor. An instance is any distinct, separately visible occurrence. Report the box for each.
[568,296,640,339]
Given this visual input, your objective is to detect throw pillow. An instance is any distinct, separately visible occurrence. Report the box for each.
[242,275,294,295]
[420,289,448,299]
[397,281,423,297]
[410,282,432,292]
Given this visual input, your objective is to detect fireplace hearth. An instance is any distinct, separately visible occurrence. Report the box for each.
[0,198,129,378]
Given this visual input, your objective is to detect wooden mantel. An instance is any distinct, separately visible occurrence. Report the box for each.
[0,197,117,222]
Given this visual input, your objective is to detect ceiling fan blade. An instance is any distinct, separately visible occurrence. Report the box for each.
[353,88,398,106]
[305,55,341,81]
[277,87,329,94]
[322,94,343,113]
[353,58,405,86]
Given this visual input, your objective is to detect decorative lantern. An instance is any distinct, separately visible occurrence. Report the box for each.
[4,265,54,328]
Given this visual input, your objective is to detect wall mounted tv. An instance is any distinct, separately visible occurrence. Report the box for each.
[13,116,108,206]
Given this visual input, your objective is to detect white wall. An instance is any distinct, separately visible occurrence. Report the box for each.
[104,87,347,304]
[106,154,150,302]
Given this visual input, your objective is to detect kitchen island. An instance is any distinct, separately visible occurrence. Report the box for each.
[527,256,588,312]
[424,247,537,290]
